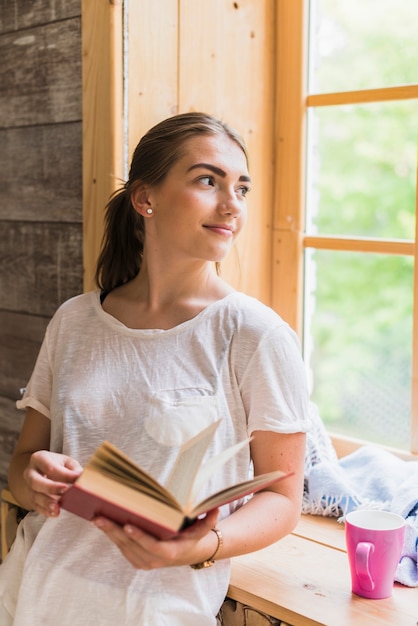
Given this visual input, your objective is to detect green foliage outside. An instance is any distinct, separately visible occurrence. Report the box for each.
[306,0,418,447]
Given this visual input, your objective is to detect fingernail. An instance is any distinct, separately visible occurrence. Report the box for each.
[48,503,58,516]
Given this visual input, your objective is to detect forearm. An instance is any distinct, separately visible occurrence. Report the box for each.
[220,491,300,558]
[8,451,35,510]
[192,489,301,565]
[194,432,306,564]
[8,408,52,510]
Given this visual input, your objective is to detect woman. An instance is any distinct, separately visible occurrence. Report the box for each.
[0,112,310,625]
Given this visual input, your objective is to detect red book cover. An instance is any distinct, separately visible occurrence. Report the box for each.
[60,484,184,539]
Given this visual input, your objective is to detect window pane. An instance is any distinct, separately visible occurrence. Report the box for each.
[304,250,412,449]
[309,0,418,93]
[306,101,417,238]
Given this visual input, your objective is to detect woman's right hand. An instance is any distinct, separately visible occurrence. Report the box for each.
[9,408,82,515]
[23,450,83,517]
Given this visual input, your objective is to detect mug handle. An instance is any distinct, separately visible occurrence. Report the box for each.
[355,542,375,591]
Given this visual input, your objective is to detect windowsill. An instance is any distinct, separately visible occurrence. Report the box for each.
[330,432,418,462]
[226,514,418,625]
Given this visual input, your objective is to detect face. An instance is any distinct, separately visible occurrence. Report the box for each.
[136,134,251,266]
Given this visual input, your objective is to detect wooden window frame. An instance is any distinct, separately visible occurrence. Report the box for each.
[275,1,418,457]
[81,0,124,294]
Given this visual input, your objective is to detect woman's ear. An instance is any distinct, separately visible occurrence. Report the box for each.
[131,184,153,217]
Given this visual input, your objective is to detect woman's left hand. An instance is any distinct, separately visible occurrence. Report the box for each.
[92,508,219,569]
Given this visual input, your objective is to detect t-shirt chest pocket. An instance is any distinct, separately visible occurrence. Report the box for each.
[145,388,220,447]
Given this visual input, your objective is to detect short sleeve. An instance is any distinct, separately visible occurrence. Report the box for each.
[16,327,52,420]
[239,324,311,435]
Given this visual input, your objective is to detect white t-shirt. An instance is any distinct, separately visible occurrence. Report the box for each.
[0,291,310,626]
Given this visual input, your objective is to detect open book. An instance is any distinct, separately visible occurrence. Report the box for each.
[60,420,291,539]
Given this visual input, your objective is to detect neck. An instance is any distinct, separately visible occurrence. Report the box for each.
[133,259,231,309]
[103,259,234,330]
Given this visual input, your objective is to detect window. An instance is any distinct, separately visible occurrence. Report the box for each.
[303,0,418,452]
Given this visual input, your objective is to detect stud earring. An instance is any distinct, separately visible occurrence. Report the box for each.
[146,208,153,215]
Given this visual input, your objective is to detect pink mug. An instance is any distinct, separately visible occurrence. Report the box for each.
[345,509,405,599]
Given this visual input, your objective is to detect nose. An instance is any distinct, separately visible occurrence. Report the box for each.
[217,190,242,217]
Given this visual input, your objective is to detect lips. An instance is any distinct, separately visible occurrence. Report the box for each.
[203,224,234,236]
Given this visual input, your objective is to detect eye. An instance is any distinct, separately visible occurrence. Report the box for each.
[199,175,215,187]
[237,185,251,197]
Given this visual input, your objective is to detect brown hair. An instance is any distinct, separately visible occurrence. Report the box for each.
[95,112,248,293]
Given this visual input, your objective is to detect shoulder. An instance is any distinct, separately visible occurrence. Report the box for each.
[223,292,293,336]
[46,291,99,333]
[53,291,98,317]
[207,292,301,357]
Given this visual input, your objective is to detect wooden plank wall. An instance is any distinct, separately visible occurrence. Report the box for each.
[0,0,83,500]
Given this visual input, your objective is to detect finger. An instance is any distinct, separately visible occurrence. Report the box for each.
[42,462,82,484]
[29,460,81,498]
[63,457,83,473]
[31,450,82,480]
[121,527,171,570]
[31,492,61,517]
[93,518,151,568]
[93,517,131,545]
[25,467,68,499]
[123,524,157,552]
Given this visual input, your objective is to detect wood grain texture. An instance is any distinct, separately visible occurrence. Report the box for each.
[0,397,25,491]
[0,3,83,535]
[271,0,306,336]
[0,0,80,33]
[82,0,123,290]
[0,18,81,127]
[0,122,82,222]
[0,221,83,316]
[0,312,48,491]
[126,0,178,157]
[0,310,50,398]
[229,516,418,625]
[307,84,418,107]
[178,0,275,304]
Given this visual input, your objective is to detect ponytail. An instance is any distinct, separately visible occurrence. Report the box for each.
[95,187,145,292]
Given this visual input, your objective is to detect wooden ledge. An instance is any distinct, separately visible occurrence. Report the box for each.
[227,515,418,626]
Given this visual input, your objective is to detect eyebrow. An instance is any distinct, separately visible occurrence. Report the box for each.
[187,162,251,183]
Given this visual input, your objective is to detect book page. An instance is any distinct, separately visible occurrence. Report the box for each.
[187,436,252,507]
[90,442,179,507]
[189,469,290,518]
[165,419,221,506]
